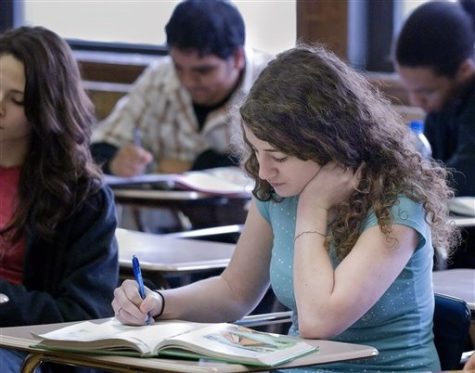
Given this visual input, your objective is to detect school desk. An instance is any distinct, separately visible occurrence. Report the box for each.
[113,187,250,232]
[116,228,235,288]
[432,269,475,312]
[106,166,253,232]
[0,318,378,373]
[451,216,475,228]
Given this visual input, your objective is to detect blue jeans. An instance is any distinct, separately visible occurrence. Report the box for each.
[0,348,43,373]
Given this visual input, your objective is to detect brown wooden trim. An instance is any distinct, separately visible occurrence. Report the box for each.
[74,50,156,84]
[297,0,348,60]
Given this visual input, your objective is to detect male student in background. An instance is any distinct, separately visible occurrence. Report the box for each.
[91,0,272,177]
[394,0,475,197]
[91,0,272,234]
[394,0,475,269]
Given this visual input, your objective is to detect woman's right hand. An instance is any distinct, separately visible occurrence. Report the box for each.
[112,279,163,325]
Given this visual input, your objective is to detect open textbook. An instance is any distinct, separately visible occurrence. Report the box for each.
[103,166,254,196]
[32,319,317,367]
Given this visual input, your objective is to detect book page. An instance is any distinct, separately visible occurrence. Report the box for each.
[34,319,203,356]
[163,323,316,366]
[176,171,253,195]
[34,320,315,366]
[205,167,254,189]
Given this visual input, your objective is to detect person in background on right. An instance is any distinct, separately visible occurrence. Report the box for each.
[394,0,475,197]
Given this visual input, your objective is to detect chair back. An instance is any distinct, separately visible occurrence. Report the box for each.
[433,293,471,370]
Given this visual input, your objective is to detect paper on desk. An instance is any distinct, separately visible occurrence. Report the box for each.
[449,197,475,216]
[103,167,254,196]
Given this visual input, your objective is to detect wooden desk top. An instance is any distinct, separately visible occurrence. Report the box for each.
[116,228,235,273]
[433,269,475,311]
[0,319,378,373]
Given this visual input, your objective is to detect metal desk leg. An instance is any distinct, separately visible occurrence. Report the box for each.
[21,353,45,373]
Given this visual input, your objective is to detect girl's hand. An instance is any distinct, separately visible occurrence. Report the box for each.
[112,279,163,325]
[300,162,362,210]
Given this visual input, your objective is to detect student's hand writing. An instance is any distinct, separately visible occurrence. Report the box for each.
[300,161,362,210]
[112,279,163,325]
[110,144,153,177]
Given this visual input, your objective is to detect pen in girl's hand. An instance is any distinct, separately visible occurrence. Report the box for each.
[132,255,153,325]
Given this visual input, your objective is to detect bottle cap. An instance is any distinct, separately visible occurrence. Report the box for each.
[410,120,424,133]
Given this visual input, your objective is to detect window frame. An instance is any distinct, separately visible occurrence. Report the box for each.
[348,0,395,72]
[0,0,15,33]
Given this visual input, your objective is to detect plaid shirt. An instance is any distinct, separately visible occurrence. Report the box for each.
[91,49,272,171]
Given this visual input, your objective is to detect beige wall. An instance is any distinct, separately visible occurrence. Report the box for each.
[25,0,296,56]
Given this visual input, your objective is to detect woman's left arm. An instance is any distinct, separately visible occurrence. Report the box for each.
[294,222,417,339]
[294,163,417,338]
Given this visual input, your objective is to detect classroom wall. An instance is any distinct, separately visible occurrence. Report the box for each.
[25,1,295,56]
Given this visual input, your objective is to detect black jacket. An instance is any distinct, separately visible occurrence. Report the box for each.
[425,79,475,196]
[0,185,119,326]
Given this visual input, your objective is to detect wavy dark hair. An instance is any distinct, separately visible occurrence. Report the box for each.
[238,45,459,259]
[0,26,101,242]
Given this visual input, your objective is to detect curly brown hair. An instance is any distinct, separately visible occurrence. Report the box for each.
[0,26,101,242]
[237,44,459,259]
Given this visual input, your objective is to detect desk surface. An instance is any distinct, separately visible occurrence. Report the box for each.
[433,269,475,311]
[451,216,475,228]
[116,228,235,273]
[112,188,251,207]
[0,319,378,373]
[113,188,212,201]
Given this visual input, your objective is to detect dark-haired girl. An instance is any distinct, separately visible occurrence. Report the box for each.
[0,26,118,371]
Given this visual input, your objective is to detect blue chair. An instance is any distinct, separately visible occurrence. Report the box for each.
[433,293,471,370]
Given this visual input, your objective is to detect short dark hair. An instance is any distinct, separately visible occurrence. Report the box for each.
[394,0,475,77]
[165,0,245,59]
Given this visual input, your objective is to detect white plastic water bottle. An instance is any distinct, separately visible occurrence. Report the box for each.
[409,120,432,158]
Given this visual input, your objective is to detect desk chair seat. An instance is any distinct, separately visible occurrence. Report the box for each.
[433,293,471,370]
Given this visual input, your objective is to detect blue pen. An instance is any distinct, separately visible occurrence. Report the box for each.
[132,255,152,325]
